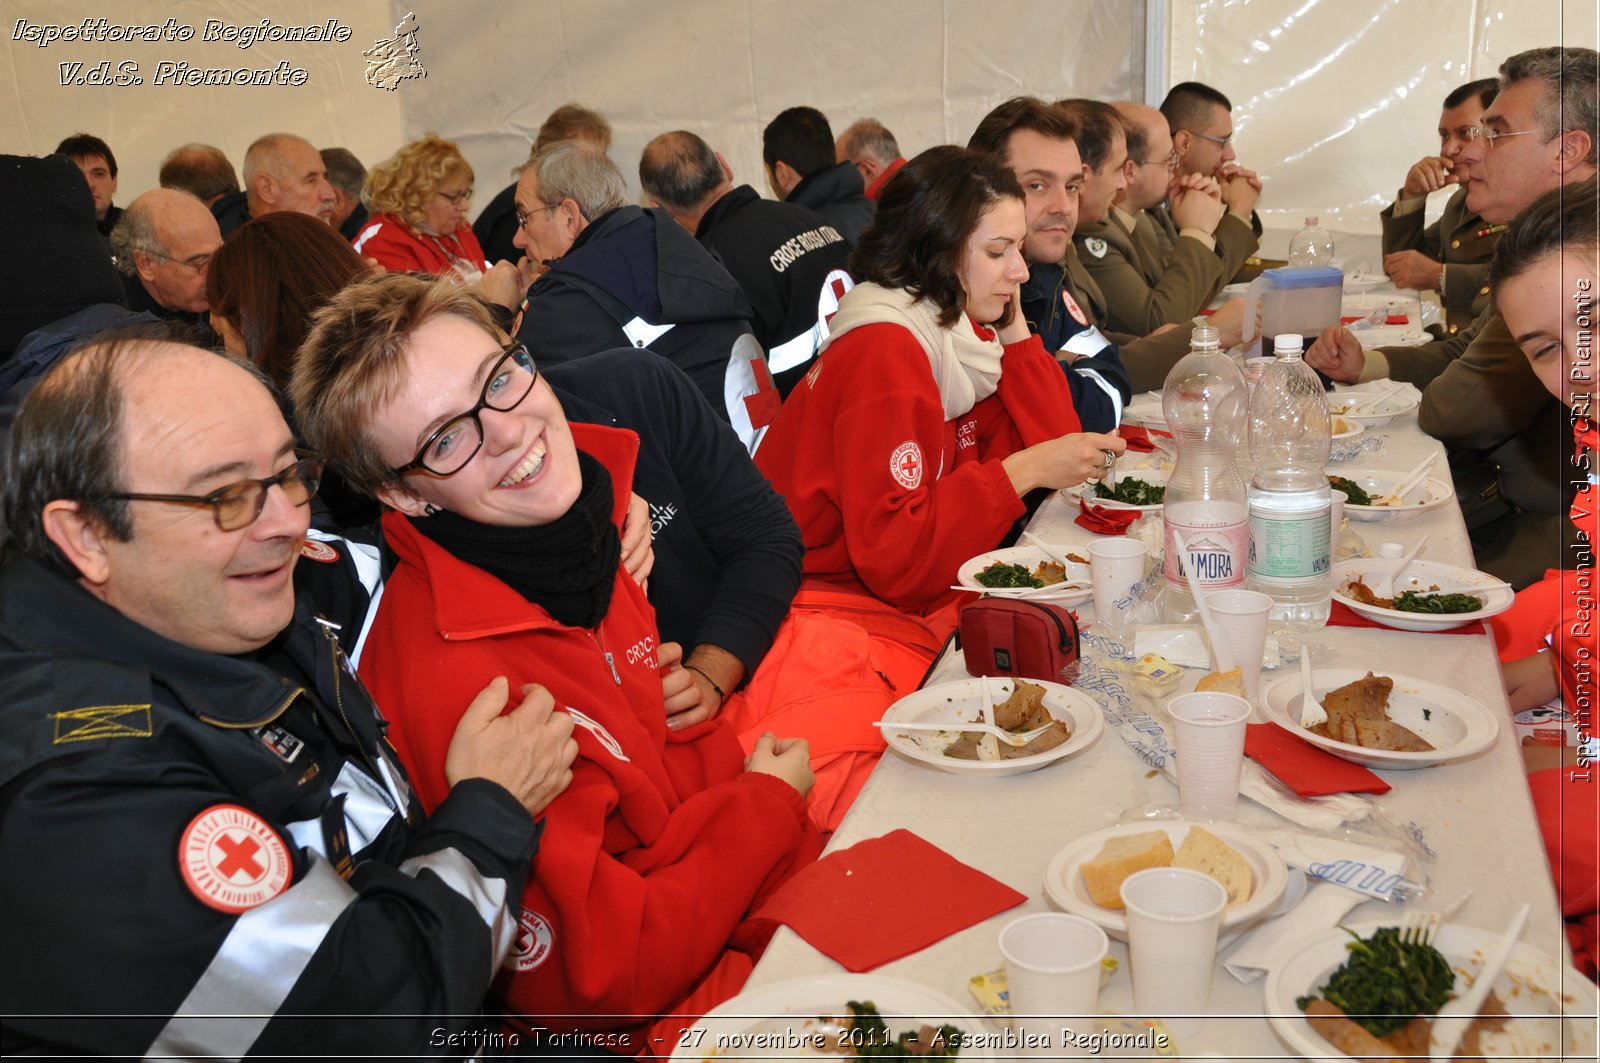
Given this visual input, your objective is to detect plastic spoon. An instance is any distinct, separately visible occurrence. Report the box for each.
[1299,651,1327,729]
[871,718,1056,747]
[1391,454,1436,502]
[1172,530,1235,671]
[1341,381,1407,415]
[1021,531,1076,568]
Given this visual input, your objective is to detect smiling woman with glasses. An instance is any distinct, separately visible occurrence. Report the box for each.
[291,271,822,1038]
[353,133,492,282]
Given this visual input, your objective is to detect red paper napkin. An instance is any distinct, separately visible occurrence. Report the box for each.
[1075,497,1140,535]
[1245,723,1391,796]
[746,829,1026,972]
[1119,424,1156,452]
[1327,600,1484,634]
[1340,314,1410,325]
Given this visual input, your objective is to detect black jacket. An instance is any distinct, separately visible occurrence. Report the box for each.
[211,190,252,238]
[0,553,539,1056]
[1020,261,1134,433]
[786,162,875,247]
[473,180,521,267]
[339,201,372,244]
[546,349,802,675]
[696,185,853,396]
[517,206,773,451]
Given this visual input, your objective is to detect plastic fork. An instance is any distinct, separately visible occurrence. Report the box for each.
[1370,535,1429,599]
[1299,652,1327,729]
[871,718,1058,746]
[1400,906,1441,947]
[1428,902,1532,1062]
[1341,381,1407,415]
[1391,454,1436,502]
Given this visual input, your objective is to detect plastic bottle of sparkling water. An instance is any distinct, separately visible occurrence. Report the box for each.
[1245,333,1333,633]
[1161,325,1250,623]
[1286,217,1336,267]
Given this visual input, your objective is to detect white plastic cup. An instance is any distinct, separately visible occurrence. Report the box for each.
[1168,691,1251,820]
[1205,589,1273,699]
[1329,489,1347,561]
[1086,537,1149,631]
[1120,867,1228,1039]
[998,913,1109,1036]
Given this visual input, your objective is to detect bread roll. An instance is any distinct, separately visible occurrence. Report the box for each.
[1172,825,1253,908]
[1080,831,1175,908]
[1195,666,1247,697]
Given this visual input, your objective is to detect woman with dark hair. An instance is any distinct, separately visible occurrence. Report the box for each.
[291,273,820,1039]
[754,146,1123,687]
[1486,178,1600,976]
[206,211,371,389]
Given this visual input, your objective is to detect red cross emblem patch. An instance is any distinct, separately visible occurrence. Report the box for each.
[508,910,556,972]
[889,440,924,489]
[179,803,292,913]
[1061,289,1089,327]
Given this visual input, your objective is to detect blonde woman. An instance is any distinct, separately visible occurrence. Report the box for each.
[354,133,491,281]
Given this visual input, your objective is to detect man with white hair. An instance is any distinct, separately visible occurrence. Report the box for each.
[835,118,906,201]
[512,141,772,450]
[109,189,223,326]
[212,133,335,236]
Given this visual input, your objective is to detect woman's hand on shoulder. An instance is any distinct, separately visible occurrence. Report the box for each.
[1001,431,1127,495]
[622,492,656,590]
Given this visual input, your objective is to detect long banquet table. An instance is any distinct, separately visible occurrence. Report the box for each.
[742,389,1580,1059]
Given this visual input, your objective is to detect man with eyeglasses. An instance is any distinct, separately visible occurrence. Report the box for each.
[108,188,222,328]
[1308,46,1599,587]
[1074,101,1257,336]
[0,331,578,1056]
[1380,79,1503,335]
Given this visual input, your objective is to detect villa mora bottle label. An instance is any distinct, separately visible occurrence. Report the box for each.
[1164,518,1248,589]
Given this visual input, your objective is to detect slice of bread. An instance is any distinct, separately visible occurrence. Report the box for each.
[1195,666,1246,697]
[1080,831,1176,908]
[1172,825,1253,908]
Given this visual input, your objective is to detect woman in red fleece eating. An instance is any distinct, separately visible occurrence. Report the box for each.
[292,274,821,1044]
[755,145,1123,691]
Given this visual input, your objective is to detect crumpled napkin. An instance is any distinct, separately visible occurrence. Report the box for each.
[1221,879,1367,982]
[1075,497,1139,535]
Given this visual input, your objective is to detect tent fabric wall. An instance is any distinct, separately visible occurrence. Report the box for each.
[1170,0,1599,261]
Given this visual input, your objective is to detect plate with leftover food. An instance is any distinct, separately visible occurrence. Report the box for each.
[1328,470,1454,521]
[674,973,997,1060]
[1328,415,1365,441]
[1261,669,1498,769]
[1075,467,1170,512]
[1326,387,1422,427]
[1041,820,1287,939]
[880,677,1102,778]
[1264,920,1598,1063]
[957,546,1092,606]
[1332,558,1514,631]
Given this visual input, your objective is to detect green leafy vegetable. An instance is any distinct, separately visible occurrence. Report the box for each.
[1093,477,1165,505]
[1295,926,1454,1037]
[1329,475,1373,507]
[975,562,1043,589]
[832,1001,963,1058]
[1393,591,1484,614]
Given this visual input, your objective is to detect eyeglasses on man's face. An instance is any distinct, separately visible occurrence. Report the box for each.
[515,203,561,230]
[1191,130,1232,148]
[1465,126,1547,149]
[1141,149,1180,170]
[148,250,214,275]
[109,456,324,532]
[393,343,539,478]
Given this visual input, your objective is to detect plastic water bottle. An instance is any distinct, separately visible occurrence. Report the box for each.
[1161,325,1250,623]
[1245,334,1332,634]
[1286,217,1335,267]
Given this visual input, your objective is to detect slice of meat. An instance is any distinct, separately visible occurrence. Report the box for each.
[999,720,1071,758]
[1352,717,1434,752]
[1324,673,1395,722]
[993,680,1050,731]
[1304,999,1412,1063]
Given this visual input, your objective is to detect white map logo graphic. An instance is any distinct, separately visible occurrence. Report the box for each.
[363,11,425,90]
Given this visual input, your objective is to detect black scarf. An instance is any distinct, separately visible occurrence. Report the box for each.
[409,450,620,628]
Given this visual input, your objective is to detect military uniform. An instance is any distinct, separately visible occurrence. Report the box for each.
[1151,206,1260,291]
[1062,243,1193,393]
[1380,186,1500,335]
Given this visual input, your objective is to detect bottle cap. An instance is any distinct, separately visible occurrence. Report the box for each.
[1377,542,1405,558]
[1273,333,1304,355]
[1304,216,1318,226]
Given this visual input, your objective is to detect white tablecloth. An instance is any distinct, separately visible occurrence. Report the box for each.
[743,408,1572,1059]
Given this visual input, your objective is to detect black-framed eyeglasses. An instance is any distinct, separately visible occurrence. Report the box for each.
[1191,130,1232,148]
[514,203,560,229]
[108,456,324,532]
[393,343,539,478]
[437,187,474,206]
[1466,126,1546,148]
[148,250,214,274]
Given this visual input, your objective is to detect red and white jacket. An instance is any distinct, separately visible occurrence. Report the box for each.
[351,213,491,278]
[357,424,821,1030]
[755,319,1082,611]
